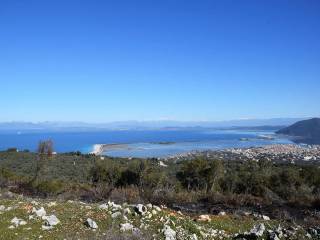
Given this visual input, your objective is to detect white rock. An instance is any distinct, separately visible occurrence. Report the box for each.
[43,215,60,226]
[218,211,226,216]
[11,217,27,227]
[124,208,131,215]
[197,215,211,222]
[33,207,46,217]
[159,161,168,167]
[190,234,198,240]
[85,218,98,229]
[108,201,122,210]
[269,232,280,240]
[112,211,122,219]
[120,223,134,232]
[6,206,13,211]
[146,203,153,209]
[47,202,57,207]
[31,200,39,206]
[0,205,5,211]
[135,204,147,215]
[250,223,265,237]
[153,206,161,212]
[152,209,157,215]
[99,203,108,210]
[262,215,270,220]
[163,225,176,240]
[42,225,53,230]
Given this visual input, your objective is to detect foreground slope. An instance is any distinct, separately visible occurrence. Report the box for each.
[0,193,315,240]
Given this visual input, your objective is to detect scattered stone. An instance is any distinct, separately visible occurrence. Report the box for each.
[123,208,131,215]
[249,223,265,237]
[162,225,176,240]
[10,217,27,227]
[33,207,46,217]
[0,205,5,211]
[190,233,198,240]
[135,204,147,215]
[153,205,161,212]
[218,211,226,216]
[262,215,270,220]
[111,211,122,219]
[31,200,39,206]
[47,202,56,207]
[269,231,280,240]
[120,223,134,232]
[159,161,168,167]
[146,203,153,209]
[41,225,53,230]
[197,215,211,222]
[43,215,60,226]
[6,206,13,211]
[108,201,122,210]
[275,225,283,238]
[99,203,108,210]
[85,218,98,229]
[4,191,14,198]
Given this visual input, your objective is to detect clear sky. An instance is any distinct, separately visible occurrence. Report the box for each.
[1,0,319,122]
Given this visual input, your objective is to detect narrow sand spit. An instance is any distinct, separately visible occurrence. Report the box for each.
[90,144,129,155]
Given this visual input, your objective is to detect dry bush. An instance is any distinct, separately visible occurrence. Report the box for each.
[149,188,201,206]
[214,193,266,207]
[109,186,142,204]
[312,197,320,210]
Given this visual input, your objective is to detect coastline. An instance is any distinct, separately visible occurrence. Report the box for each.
[90,144,104,155]
[90,143,129,155]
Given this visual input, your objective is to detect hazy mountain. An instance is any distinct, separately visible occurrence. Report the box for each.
[0,118,308,132]
[276,118,320,144]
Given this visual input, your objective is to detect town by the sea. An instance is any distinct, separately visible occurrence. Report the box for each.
[0,129,293,158]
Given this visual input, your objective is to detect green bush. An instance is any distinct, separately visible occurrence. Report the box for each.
[35,180,66,196]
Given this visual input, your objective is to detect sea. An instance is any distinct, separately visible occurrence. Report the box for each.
[0,129,293,158]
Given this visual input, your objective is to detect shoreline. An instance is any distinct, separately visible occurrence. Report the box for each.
[90,143,129,155]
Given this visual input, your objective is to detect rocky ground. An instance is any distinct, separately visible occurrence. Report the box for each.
[0,192,319,240]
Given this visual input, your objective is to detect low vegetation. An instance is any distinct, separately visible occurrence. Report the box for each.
[1,141,320,239]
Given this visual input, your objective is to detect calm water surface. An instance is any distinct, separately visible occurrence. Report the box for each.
[0,129,292,158]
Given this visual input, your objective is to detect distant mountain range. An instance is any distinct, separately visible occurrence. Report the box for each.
[0,118,309,132]
[276,118,320,144]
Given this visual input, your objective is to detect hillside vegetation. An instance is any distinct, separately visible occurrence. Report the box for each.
[277,118,320,144]
[1,148,320,239]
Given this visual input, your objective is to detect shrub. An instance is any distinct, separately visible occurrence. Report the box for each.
[35,180,65,196]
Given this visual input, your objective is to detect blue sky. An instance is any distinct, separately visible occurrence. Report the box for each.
[1,0,319,122]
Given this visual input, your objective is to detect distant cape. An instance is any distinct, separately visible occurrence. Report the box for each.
[276,118,320,144]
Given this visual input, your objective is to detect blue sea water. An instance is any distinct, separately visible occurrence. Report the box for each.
[0,129,292,158]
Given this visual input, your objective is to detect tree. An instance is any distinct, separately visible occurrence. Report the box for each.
[206,160,224,192]
[32,140,54,183]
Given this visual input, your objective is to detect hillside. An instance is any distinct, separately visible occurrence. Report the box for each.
[0,192,316,240]
[276,118,320,144]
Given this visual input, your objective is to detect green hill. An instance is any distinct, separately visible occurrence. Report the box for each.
[276,118,320,144]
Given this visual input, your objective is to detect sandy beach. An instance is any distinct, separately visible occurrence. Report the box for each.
[90,143,129,155]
